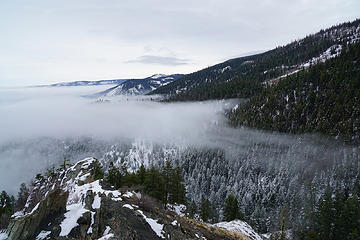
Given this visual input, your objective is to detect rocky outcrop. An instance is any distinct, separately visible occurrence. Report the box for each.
[6,189,68,240]
[5,158,261,240]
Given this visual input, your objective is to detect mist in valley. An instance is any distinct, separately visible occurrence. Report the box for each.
[0,85,230,194]
[1,85,359,232]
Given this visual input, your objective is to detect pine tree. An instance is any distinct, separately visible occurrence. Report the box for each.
[105,162,123,188]
[0,191,13,215]
[62,157,70,170]
[122,172,138,187]
[162,161,173,205]
[137,164,146,185]
[92,160,104,180]
[200,197,210,222]
[187,200,198,218]
[316,191,333,240]
[341,194,360,239]
[200,197,217,222]
[278,204,289,240]
[144,166,164,201]
[223,194,243,221]
[35,173,45,182]
[305,231,319,240]
[0,190,14,229]
[15,183,29,211]
[168,166,186,204]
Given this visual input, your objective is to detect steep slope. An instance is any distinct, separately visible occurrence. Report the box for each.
[3,158,262,240]
[96,74,183,97]
[230,41,360,140]
[149,19,360,101]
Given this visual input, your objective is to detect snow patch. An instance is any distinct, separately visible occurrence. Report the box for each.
[87,212,95,234]
[137,210,165,238]
[28,202,40,215]
[92,194,101,209]
[111,197,122,201]
[167,204,186,217]
[301,44,342,68]
[98,233,114,240]
[60,203,88,236]
[151,74,167,79]
[219,66,231,73]
[134,192,142,199]
[97,226,113,240]
[213,220,262,240]
[35,230,51,240]
[0,230,8,240]
[122,191,134,198]
[11,210,25,219]
[122,204,134,210]
[262,233,271,239]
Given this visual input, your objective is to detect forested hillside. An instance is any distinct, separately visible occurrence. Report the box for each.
[230,42,360,141]
[150,19,360,102]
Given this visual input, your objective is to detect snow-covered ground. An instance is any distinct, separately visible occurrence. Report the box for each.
[137,210,165,239]
[35,230,51,240]
[301,44,342,68]
[167,204,186,217]
[213,220,263,240]
[97,226,114,240]
[0,230,8,240]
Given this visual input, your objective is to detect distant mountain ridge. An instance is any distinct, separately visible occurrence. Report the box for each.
[94,74,183,97]
[40,79,129,87]
[35,74,184,97]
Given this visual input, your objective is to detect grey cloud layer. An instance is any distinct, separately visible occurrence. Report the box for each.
[0,86,225,145]
[126,55,189,65]
[1,0,359,86]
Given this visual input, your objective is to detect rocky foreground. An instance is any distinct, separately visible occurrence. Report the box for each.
[1,158,262,240]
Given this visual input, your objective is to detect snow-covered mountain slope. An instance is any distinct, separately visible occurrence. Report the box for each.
[95,74,183,97]
[149,19,360,101]
[3,158,259,240]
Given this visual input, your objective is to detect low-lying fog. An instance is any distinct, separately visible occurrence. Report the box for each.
[0,86,229,143]
[0,85,234,194]
[0,85,355,196]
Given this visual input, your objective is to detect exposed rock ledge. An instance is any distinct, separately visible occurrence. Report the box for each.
[4,158,262,240]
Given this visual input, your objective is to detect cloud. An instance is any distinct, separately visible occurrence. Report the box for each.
[126,55,189,65]
[1,0,359,86]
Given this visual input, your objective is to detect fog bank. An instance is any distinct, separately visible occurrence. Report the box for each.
[0,86,232,194]
[1,86,355,196]
[0,86,228,145]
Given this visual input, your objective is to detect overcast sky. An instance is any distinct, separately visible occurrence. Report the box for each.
[0,0,359,87]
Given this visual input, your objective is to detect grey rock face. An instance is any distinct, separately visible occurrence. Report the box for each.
[7,189,68,240]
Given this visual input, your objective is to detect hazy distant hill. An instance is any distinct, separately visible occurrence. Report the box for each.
[43,79,129,87]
